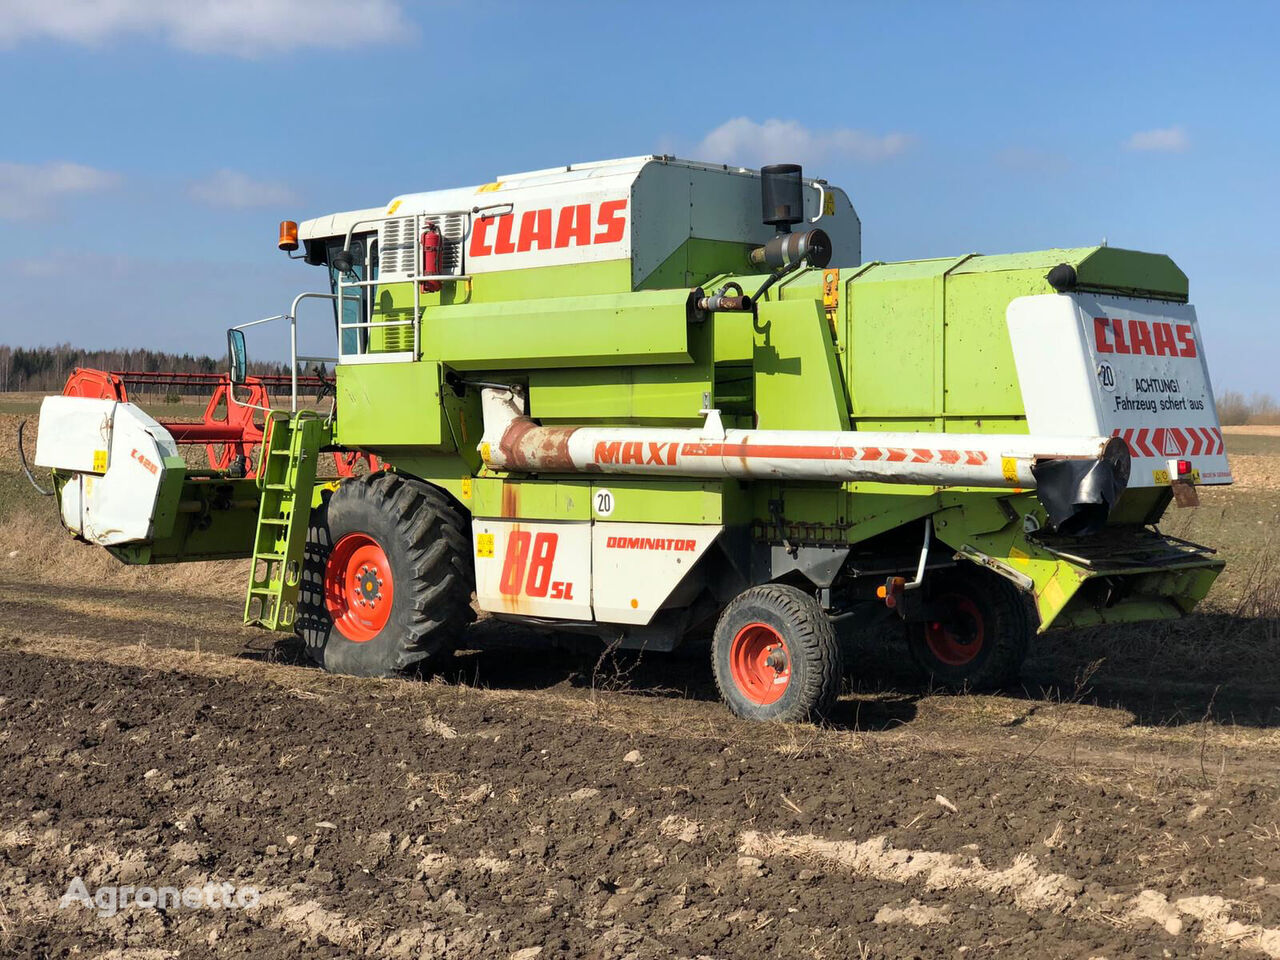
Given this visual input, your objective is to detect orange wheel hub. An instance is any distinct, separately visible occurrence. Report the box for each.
[324,533,394,643]
[729,622,791,705]
[924,594,984,666]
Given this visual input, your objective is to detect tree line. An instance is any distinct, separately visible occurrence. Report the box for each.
[0,344,286,392]
[1216,390,1280,426]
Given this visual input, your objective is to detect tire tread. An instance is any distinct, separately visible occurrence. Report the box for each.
[712,583,842,723]
[296,473,475,676]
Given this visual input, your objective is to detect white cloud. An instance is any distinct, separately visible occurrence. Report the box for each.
[0,161,120,219]
[695,117,913,169]
[0,0,410,56]
[188,169,299,209]
[1123,125,1190,153]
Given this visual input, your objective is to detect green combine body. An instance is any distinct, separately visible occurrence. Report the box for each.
[35,156,1229,721]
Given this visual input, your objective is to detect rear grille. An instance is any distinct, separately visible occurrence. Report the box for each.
[378,213,465,282]
[379,324,413,354]
[378,217,417,281]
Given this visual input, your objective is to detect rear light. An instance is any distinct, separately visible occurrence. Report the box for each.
[877,576,906,609]
[1176,459,1192,477]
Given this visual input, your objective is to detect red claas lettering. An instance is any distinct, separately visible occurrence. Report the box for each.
[470,199,628,258]
[1094,316,1197,358]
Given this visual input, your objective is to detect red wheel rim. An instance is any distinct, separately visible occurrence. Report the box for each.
[729,622,791,705]
[323,533,394,643]
[924,594,984,666]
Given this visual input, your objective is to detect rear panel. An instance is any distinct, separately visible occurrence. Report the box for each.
[1007,293,1230,486]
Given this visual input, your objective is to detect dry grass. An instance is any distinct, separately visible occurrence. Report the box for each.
[0,508,241,598]
[1222,425,1280,438]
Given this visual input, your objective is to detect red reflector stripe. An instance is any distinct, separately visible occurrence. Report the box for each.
[675,442,988,465]
[1112,426,1224,458]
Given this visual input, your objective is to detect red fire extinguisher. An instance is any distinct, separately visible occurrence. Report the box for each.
[420,224,443,293]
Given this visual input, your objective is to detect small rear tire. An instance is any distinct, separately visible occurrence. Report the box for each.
[712,584,843,723]
[906,565,1032,691]
[296,473,474,678]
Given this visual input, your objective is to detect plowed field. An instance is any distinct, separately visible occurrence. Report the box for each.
[1,407,1278,959]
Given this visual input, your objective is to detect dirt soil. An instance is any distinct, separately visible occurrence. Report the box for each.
[0,628,1278,960]
[1,416,1279,958]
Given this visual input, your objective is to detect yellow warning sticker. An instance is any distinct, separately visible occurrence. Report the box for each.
[92,449,108,472]
[476,533,495,558]
[477,181,504,193]
[480,442,492,463]
[1153,468,1201,485]
[460,476,472,499]
[1040,575,1066,612]
[385,199,402,215]
[822,268,839,308]
[823,191,836,216]
[1001,457,1018,484]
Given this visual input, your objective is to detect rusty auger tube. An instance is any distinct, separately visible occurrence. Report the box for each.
[477,388,1130,492]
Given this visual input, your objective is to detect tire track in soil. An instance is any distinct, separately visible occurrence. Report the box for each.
[0,648,1277,958]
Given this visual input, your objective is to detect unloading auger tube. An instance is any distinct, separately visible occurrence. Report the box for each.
[478,387,1131,535]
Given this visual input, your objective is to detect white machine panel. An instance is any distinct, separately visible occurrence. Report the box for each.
[592,522,721,625]
[1007,293,1231,486]
[472,520,593,621]
[34,396,116,474]
[35,397,180,545]
[376,156,861,289]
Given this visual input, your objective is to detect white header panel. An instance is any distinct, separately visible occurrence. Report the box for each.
[1008,293,1231,486]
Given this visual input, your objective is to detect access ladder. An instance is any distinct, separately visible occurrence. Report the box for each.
[244,411,330,630]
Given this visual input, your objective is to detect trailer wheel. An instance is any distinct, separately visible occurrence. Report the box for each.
[906,565,1031,691]
[712,584,842,723]
[295,473,474,678]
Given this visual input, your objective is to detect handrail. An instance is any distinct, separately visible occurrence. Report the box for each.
[333,205,503,367]
[335,208,473,368]
[341,208,474,255]
[338,200,513,254]
[230,292,357,415]
[288,292,341,412]
[340,274,471,287]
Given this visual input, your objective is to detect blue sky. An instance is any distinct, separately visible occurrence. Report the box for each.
[0,0,1276,393]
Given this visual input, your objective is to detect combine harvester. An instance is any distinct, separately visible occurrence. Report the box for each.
[31,157,1231,721]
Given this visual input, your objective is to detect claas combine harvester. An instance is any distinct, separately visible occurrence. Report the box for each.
[30,156,1231,721]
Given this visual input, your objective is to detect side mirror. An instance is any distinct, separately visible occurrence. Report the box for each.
[227,329,248,385]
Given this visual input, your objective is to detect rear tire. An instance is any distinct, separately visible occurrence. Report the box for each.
[296,473,474,678]
[906,565,1032,691]
[712,584,842,723]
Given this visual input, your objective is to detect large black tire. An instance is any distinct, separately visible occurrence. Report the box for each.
[296,473,474,678]
[711,584,843,723]
[906,565,1032,691]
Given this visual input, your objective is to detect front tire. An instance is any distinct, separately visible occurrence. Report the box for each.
[712,584,843,723]
[906,565,1032,691]
[296,473,474,677]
